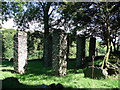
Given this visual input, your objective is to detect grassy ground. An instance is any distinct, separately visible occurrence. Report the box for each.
[0,60,119,89]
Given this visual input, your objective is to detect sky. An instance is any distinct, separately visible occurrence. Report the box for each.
[1,18,43,32]
[2,18,17,29]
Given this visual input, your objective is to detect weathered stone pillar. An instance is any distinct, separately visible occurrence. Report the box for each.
[14,31,27,74]
[66,33,69,61]
[89,37,96,61]
[76,35,85,68]
[52,29,67,76]
[0,30,1,90]
[48,34,52,66]
[44,33,52,67]
[0,32,2,60]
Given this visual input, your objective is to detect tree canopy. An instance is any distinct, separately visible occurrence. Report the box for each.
[1,1,120,70]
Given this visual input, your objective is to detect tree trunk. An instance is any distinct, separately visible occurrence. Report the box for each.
[117,44,119,52]
[43,4,52,67]
[101,38,111,69]
[52,29,67,77]
[13,31,27,74]
[112,41,116,52]
[89,37,96,62]
[76,35,85,68]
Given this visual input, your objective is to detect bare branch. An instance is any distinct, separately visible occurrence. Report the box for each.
[48,8,56,17]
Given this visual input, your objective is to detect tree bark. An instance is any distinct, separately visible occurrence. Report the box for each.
[76,35,85,68]
[112,41,116,52]
[52,29,67,77]
[117,44,119,52]
[101,38,111,69]
[13,31,27,74]
[43,3,52,67]
[89,37,96,62]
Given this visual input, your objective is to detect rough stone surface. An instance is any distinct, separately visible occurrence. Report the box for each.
[0,32,2,59]
[66,34,69,61]
[0,32,2,90]
[44,33,52,67]
[76,36,85,68]
[48,34,52,66]
[14,31,27,74]
[89,37,96,61]
[52,29,67,76]
[83,66,108,79]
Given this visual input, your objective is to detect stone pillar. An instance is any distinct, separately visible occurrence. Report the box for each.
[0,29,1,90]
[14,31,27,74]
[44,33,53,67]
[52,29,67,76]
[0,32,2,60]
[0,31,2,89]
[89,37,96,61]
[76,35,85,68]
[66,34,69,61]
[48,34,52,66]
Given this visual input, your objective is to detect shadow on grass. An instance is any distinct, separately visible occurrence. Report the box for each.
[67,60,83,74]
[1,60,13,67]
[26,60,83,76]
[1,77,41,89]
[2,77,119,90]
[1,77,67,89]
[25,60,52,76]
[2,60,83,76]
[2,69,14,73]
[1,60,52,77]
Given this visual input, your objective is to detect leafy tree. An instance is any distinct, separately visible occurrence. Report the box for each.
[90,2,120,68]
[1,1,69,75]
[58,2,95,67]
[13,2,64,67]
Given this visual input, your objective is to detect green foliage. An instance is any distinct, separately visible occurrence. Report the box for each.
[69,39,106,58]
[88,58,103,66]
[96,40,107,56]
[1,29,44,60]
[1,29,17,59]
[1,60,118,88]
[27,31,44,60]
[1,28,106,60]
[85,39,89,57]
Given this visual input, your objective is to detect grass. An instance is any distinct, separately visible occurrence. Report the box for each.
[0,60,119,89]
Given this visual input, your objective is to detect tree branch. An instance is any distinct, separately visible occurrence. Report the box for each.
[48,8,56,17]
